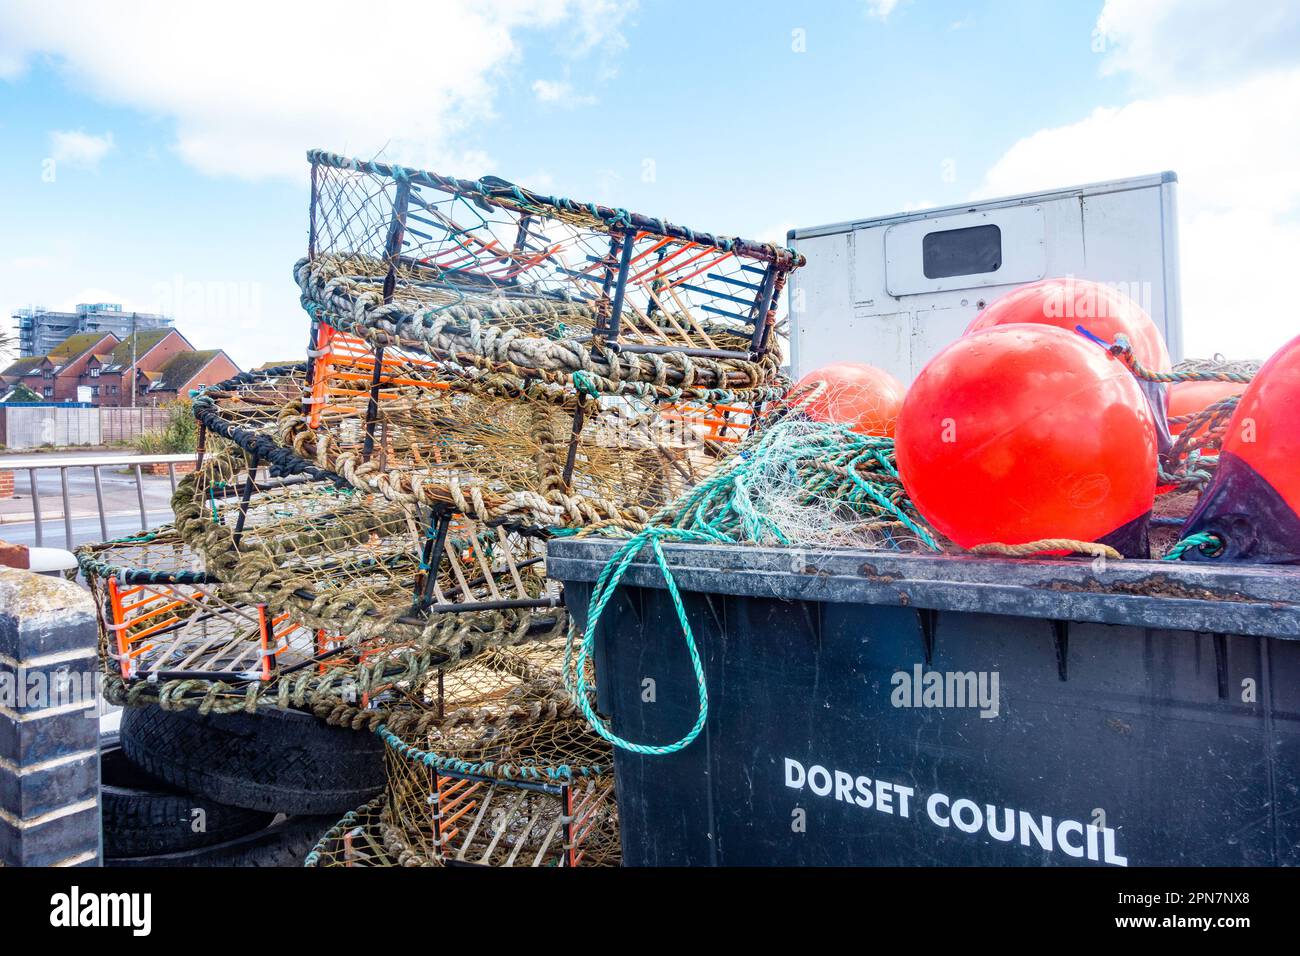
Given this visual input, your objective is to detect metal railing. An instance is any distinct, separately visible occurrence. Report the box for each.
[0,453,195,549]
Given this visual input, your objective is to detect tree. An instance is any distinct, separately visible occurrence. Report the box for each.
[3,383,42,403]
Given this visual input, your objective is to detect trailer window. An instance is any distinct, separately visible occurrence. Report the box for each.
[922,224,1002,279]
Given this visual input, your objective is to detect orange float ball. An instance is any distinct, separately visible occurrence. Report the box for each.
[791,362,906,437]
[896,324,1157,549]
[1211,334,1300,516]
[1180,334,1300,561]
[1167,380,1247,438]
[965,277,1171,372]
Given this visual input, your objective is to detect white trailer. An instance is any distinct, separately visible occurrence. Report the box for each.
[786,172,1183,383]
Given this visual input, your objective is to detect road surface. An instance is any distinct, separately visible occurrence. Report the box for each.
[0,511,176,549]
[0,451,180,549]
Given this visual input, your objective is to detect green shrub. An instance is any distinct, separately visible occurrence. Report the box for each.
[133,400,198,454]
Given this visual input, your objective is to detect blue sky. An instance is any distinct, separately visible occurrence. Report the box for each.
[1,0,1298,367]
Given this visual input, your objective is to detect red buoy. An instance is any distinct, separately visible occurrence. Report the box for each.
[1180,333,1300,562]
[965,277,1171,372]
[791,362,906,437]
[896,325,1157,552]
[1167,380,1247,439]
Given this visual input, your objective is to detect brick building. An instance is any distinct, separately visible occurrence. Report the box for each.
[95,329,194,407]
[140,349,240,403]
[0,357,45,396]
[0,332,119,401]
[2,328,240,408]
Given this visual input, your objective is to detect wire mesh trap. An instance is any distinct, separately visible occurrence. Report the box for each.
[337,638,621,867]
[305,768,620,869]
[379,707,618,867]
[78,528,310,684]
[191,364,309,462]
[370,639,569,725]
[172,446,567,665]
[294,151,799,534]
[77,527,430,715]
[381,765,619,867]
[301,150,802,386]
[197,327,761,535]
[288,336,752,532]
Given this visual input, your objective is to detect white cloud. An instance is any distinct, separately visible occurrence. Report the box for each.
[977,1,1300,361]
[864,0,901,21]
[10,255,53,271]
[531,77,596,107]
[0,51,22,79]
[48,129,114,169]
[0,0,634,181]
[532,79,569,102]
[564,0,637,56]
[1096,0,1300,91]
[757,222,797,246]
[526,169,557,192]
[58,288,136,313]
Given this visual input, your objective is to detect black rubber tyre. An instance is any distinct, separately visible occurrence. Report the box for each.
[119,705,385,815]
[106,815,337,868]
[101,737,275,857]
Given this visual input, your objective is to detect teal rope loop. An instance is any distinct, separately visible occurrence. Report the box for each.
[1163,531,1225,560]
[374,723,603,782]
[562,419,939,756]
[567,526,726,756]
[572,369,600,398]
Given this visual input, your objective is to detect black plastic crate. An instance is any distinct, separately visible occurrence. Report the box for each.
[548,541,1300,866]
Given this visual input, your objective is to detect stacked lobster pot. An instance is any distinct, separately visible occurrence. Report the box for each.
[82,149,804,866]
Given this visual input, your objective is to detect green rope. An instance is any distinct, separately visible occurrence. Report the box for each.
[303,794,387,867]
[1078,329,1255,385]
[566,526,723,756]
[1163,531,1224,561]
[375,722,604,782]
[565,419,940,756]
[571,369,599,397]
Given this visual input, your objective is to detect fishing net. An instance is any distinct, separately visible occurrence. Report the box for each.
[1173,356,1262,378]
[647,416,940,551]
[1100,341,1258,497]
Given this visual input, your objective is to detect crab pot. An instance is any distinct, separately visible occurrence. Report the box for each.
[290,320,769,533]
[548,540,1300,867]
[78,528,412,695]
[374,640,621,867]
[302,150,803,367]
[381,760,620,868]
